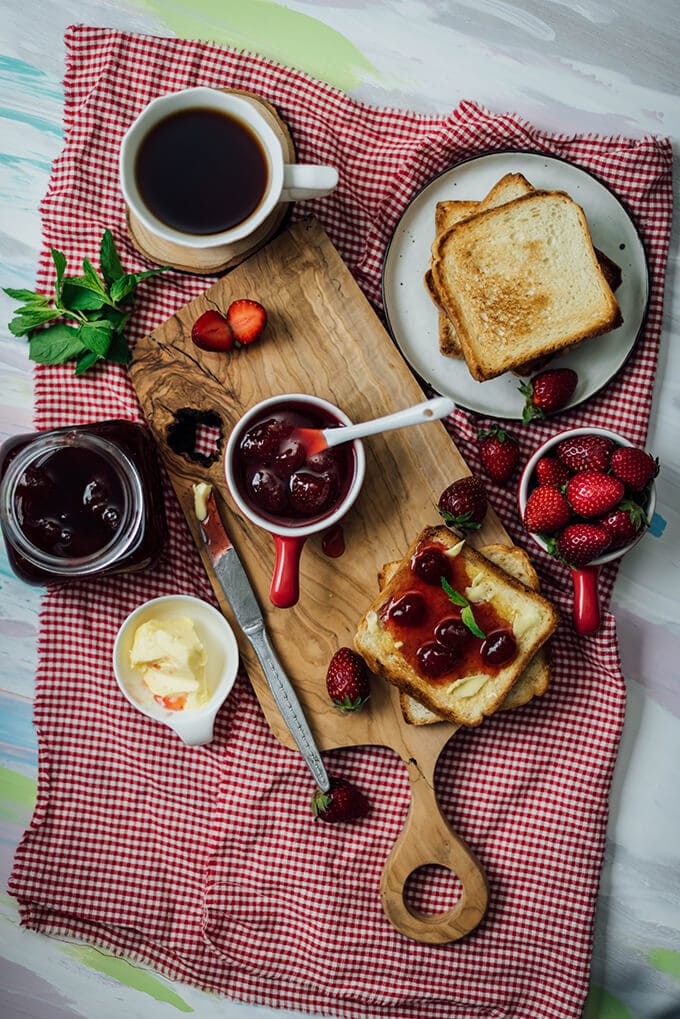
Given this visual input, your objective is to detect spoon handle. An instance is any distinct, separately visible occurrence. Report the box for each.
[324,396,455,448]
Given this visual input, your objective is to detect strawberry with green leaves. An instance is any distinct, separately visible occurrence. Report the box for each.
[598,500,649,551]
[437,476,488,533]
[311,777,370,823]
[610,446,659,492]
[477,425,520,484]
[326,647,370,711]
[519,368,578,422]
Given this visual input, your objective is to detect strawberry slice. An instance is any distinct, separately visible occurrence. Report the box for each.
[226,299,267,345]
[191,310,234,352]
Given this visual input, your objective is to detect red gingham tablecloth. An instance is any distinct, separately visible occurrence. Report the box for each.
[8,25,673,1019]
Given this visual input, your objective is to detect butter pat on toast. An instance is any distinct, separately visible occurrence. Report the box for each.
[354,526,558,727]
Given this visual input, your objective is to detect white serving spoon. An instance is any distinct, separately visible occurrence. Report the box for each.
[294,395,455,457]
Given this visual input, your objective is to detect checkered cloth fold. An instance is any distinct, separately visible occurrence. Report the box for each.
[8,25,672,1019]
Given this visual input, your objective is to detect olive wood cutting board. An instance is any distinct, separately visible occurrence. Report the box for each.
[130,216,513,944]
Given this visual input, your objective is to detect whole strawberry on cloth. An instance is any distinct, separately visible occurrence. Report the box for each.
[477,425,520,484]
[311,777,370,823]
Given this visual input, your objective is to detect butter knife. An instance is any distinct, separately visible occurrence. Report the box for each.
[193,483,330,792]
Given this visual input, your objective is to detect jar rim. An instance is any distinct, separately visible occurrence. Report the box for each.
[0,430,145,575]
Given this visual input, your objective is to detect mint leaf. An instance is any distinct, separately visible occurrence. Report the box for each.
[441,577,486,639]
[51,248,67,295]
[78,320,114,357]
[74,348,100,375]
[99,229,125,288]
[60,280,110,311]
[3,287,50,306]
[106,330,132,365]
[441,577,467,607]
[28,323,84,364]
[461,605,486,640]
[9,307,61,336]
[109,267,168,305]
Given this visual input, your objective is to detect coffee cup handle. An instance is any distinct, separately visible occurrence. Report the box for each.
[281,164,338,202]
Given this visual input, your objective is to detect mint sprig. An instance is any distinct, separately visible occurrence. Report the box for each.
[441,577,486,640]
[4,230,169,375]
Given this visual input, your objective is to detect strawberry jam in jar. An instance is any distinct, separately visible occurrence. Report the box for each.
[0,420,166,585]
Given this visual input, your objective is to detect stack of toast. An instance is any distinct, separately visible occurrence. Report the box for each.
[425,173,623,381]
[354,525,559,728]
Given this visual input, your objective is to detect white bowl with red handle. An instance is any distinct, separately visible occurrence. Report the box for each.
[517,426,657,636]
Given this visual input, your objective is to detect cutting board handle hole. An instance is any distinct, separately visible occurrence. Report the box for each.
[167,408,224,467]
[403,863,463,915]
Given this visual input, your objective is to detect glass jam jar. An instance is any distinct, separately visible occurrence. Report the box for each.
[0,420,167,585]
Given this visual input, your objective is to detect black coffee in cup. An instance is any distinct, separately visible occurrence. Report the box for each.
[133,107,269,235]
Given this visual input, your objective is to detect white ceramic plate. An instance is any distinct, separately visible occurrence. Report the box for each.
[382,151,649,419]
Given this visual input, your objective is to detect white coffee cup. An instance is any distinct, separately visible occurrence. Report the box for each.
[119,87,338,250]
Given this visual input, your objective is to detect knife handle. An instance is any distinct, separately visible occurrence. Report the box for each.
[247,625,330,792]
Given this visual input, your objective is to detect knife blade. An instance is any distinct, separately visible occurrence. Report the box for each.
[193,483,330,792]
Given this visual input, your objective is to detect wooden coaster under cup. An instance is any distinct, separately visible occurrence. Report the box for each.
[125,89,296,275]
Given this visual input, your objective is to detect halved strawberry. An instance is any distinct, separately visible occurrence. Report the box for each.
[191,310,234,352]
[226,299,267,345]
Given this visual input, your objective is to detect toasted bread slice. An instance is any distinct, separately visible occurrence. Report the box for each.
[426,176,535,360]
[354,526,558,727]
[390,544,550,725]
[431,190,623,381]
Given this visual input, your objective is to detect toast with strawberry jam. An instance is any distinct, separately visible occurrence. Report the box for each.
[381,544,551,725]
[354,526,558,727]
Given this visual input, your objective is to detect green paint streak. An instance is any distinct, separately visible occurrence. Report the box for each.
[648,948,680,981]
[583,984,636,1019]
[138,0,378,91]
[61,944,195,1012]
[0,766,37,823]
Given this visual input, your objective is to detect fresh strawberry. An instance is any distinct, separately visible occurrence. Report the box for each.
[523,485,571,534]
[519,368,578,422]
[326,647,370,711]
[554,522,611,567]
[477,425,520,484]
[566,471,625,518]
[610,446,659,492]
[556,434,614,474]
[226,299,267,345]
[437,476,488,532]
[598,500,649,551]
[191,310,234,352]
[311,777,370,823]
[535,456,571,489]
